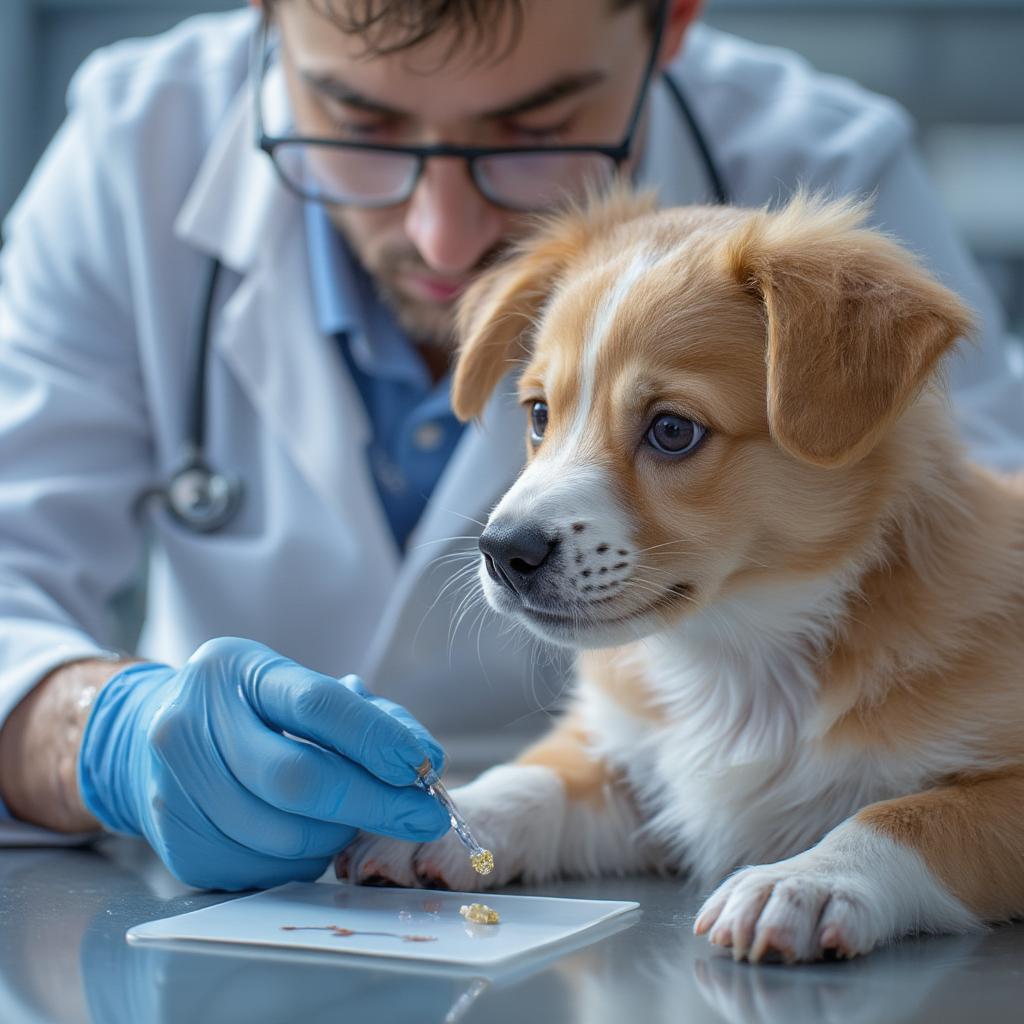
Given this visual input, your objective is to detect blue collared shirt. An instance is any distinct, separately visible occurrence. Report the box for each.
[304,203,464,551]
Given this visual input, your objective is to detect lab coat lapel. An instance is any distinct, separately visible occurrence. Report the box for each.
[173,60,291,275]
[214,228,383,531]
[173,63,389,548]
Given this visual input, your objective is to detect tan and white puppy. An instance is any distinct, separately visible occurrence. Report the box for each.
[340,192,1024,963]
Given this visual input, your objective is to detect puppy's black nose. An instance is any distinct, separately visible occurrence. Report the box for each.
[479,523,558,595]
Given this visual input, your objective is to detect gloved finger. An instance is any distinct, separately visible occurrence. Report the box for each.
[241,655,436,785]
[170,845,329,892]
[150,742,360,861]
[173,766,360,861]
[144,782,334,892]
[340,674,369,697]
[340,675,446,775]
[216,703,450,841]
[204,798,358,863]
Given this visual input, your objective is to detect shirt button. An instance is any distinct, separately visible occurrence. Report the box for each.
[374,454,406,495]
[413,421,444,452]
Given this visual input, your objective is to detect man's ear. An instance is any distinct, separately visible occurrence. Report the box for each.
[451,187,656,421]
[659,0,704,65]
[726,195,975,468]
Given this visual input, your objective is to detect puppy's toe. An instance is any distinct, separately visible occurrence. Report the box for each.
[705,875,776,960]
[333,849,351,879]
[748,876,831,963]
[816,894,874,959]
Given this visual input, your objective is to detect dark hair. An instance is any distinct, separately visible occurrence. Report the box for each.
[264,1,664,61]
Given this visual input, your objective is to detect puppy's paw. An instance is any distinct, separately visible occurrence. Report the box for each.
[694,860,880,963]
[336,829,479,891]
[337,764,568,891]
[692,820,980,964]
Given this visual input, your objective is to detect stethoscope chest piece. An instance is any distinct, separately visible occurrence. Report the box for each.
[164,450,244,533]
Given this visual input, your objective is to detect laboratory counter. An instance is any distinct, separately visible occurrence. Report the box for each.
[2,837,1024,1024]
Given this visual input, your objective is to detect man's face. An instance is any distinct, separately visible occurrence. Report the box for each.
[273,0,660,345]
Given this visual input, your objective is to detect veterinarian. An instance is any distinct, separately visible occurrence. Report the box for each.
[1,0,1021,889]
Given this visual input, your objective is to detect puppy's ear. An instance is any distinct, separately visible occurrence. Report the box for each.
[451,186,657,421]
[451,237,569,422]
[727,195,974,467]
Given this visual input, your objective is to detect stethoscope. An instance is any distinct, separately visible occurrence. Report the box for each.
[139,256,243,533]
[148,72,729,533]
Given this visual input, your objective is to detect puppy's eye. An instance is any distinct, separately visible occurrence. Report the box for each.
[645,414,706,456]
[530,401,549,444]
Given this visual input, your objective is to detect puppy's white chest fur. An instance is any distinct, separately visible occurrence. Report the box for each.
[578,579,927,885]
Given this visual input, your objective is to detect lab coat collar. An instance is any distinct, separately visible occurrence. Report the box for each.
[304,201,431,389]
[173,58,294,273]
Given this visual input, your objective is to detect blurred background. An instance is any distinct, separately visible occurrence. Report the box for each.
[1,0,1022,334]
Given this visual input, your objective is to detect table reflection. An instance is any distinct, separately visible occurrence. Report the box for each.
[556,912,989,1024]
[0,842,575,1024]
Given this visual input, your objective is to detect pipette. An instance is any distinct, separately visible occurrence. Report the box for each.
[417,760,494,875]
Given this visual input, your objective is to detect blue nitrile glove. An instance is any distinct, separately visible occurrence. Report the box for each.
[77,637,448,891]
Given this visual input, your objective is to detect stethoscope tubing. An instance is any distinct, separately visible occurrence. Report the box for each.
[661,71,729,205]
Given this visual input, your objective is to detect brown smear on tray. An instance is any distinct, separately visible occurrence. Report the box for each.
[281,925,437,943]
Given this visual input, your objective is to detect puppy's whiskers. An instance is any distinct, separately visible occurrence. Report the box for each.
[411,534,482,551]
[432,504,488,530]
[413,559,482,652]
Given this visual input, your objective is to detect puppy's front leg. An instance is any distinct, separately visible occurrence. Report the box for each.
[695,774,1024,963]
[340,712,653,890]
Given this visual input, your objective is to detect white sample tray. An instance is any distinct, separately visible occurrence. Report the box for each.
[127,881,640,968]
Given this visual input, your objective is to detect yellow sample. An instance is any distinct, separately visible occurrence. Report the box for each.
[470,849,494,875]
[460,903,501,925]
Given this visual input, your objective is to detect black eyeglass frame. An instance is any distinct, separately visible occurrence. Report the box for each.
[252,0,669,212]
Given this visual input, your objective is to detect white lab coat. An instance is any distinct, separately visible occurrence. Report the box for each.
[1,11,1021,836]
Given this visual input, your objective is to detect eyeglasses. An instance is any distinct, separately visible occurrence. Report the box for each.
[252,2,667,213]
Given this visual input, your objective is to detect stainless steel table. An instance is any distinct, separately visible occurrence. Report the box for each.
[3,837,1024,1024]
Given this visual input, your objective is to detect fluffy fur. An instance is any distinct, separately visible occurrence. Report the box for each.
[339,191,1024,963]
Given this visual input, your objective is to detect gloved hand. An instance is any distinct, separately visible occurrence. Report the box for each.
[77,636,449,890]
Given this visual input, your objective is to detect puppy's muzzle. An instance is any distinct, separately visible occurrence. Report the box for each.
[478,521,559,597]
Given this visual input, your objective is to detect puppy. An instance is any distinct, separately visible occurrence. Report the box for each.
[340,191,1024,963]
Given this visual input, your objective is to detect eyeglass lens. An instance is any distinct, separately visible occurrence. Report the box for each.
[474,151,617,210]
[273,142,419,206]
[272,142,617,211]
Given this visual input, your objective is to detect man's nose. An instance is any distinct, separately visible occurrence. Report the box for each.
[478,522,559,596]
[404,158,504,275]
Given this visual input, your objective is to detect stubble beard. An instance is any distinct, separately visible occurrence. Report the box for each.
[372,269,456,349]
[344,231,510,349]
